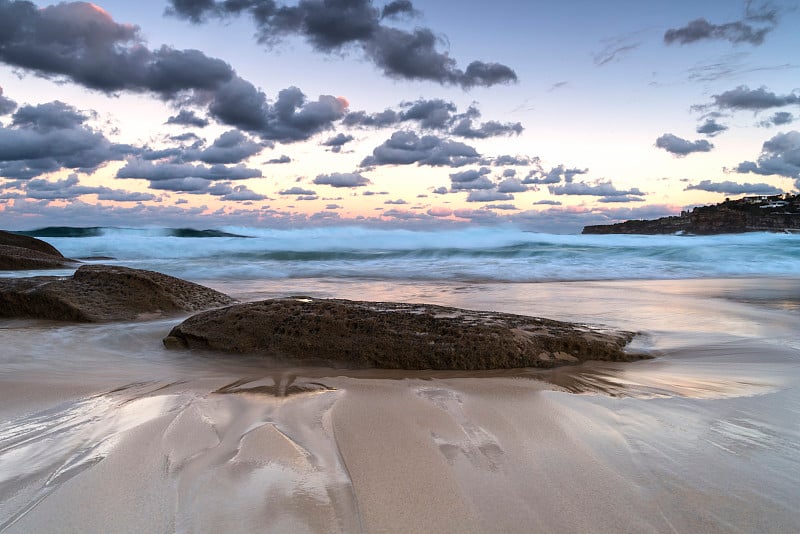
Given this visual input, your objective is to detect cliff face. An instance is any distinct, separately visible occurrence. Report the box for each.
[583,199,800,235]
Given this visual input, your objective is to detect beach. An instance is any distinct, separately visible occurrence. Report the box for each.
[2,265,800,532]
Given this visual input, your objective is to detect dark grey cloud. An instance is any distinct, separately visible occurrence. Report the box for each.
[685,179,783,195]
[0,1,234,95]
[0,86,17,115]
[492,155,534,167]
[267,155,292,164]
[597,195,645,203]
[322,132,354,152]
[342,109,399,128]
[450,118,523,139]
[450,176,494,191]
[0,2,346,143]
[148,177,213,192]
[655,133,714,156]
[219,184,268,201]
[735,130,800,179]
[361,131,480,167]
[664,3,780,47]
[280,186,317,195]
[381,0,415,19]
[466,190,514,202]
[384,198,407,205]
[484,203,516,210]
[400,99,456,129]
[696,118,728,137]
[0,101,134,179]
[116,159,262,181]
[708,86,800,111]
[170,132,202,143]
[207,82,348,141]
[166,109,209,127]
[313,172,370,187]
[186,130,265,163]
[6,173,158,201]
[533,199,561,205]
[166,0,516,89]
[523,164,588,185]
[449,167,491,183]
[548,181,644,197]
[344,99,522,140]
[759,111,795,127]
[496,177,527,193]
[432,186,448,195]
[501,169,516,178]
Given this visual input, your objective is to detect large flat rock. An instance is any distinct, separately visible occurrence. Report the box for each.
[164,298,642,370]
[0,230,75,270]
[0,264,236,322]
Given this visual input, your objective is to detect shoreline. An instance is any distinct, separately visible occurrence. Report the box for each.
[2,276,799,532]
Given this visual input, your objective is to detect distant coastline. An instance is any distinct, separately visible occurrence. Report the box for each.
[583,194,800,235]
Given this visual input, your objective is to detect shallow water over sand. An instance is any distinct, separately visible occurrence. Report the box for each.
[2,277,800,532]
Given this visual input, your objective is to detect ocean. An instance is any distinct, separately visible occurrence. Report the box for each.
[1,226,799,532]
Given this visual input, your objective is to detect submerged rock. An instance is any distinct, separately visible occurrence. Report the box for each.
[0,230,75,270]
[0,264,236,322]
[165,298,642,370]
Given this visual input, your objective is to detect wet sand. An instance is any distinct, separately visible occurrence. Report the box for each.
[1,278,799,532]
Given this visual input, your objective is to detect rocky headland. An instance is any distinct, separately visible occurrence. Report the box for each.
[164,298,642,370]
[583,194,800,235]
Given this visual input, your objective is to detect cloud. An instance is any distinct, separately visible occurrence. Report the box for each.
[664,3,780,47]
[166,109,209,127]
[322,132,354,152]
[548,181,644,197]
[183,130,265,164]
[219,184,268,201]
[207,82,348,141]
[484,203,517,210]
[734,130,800,179]
[451,176,494,191]
[685,179,783,195]
[426,206,452,217]
[267,155,292,164]
[593,30,645,66]
[362,131,480,167]
[384,198,407,205]
[0,86,17,115]
[381,1,416,19]
[709,85,800,111]
[0,1,234,95]
[533,199,561,205]
[466,190,514,202]
[0,101,134,179]
[696,118,728,136]
[492,155,534,167]
[2,173,159,201]
[344,99,522,140]
[523,164,588,184]
[280,186,317,195]
[496,178,528,193]
[450,118,523,139]
[146,177,213,192]
[313,172,370,187]
[165,0,517,89]
[449,167,491,183]
[597,195,645,203]
[0,2,347,143]
[655,133,713,156]
[116,159,262,182]
[759,111,795,127]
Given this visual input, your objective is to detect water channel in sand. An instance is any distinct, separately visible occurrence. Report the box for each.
[1,278,799,532]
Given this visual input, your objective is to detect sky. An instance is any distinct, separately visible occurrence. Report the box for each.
[0,0,799,232]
